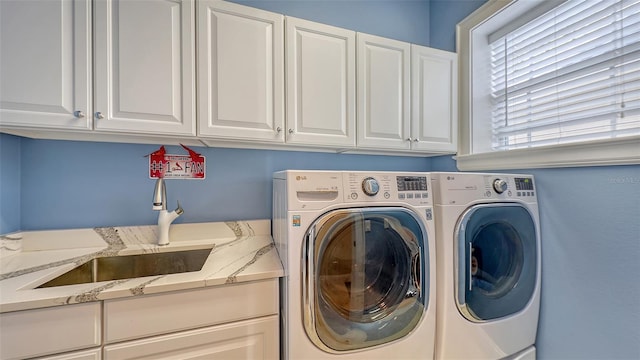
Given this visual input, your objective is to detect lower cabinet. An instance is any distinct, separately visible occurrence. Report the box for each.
[103,316,278,360]
[0,279,279,360]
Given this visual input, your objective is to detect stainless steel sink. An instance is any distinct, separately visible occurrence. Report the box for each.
[37,248,213,288]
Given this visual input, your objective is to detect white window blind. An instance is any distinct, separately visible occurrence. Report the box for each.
[490,0,640,151]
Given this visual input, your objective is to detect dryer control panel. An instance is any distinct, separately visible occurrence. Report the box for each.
[344,172,432,206]
[431,172,537,205]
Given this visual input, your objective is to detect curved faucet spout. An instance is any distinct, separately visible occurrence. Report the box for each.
[152,178,183,246]
[153,178,167,211]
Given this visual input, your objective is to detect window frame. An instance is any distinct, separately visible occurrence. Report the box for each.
[456,0,640,171]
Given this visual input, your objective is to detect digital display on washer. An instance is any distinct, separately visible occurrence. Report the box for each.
[515,177,534,190]
[396,176,427,191]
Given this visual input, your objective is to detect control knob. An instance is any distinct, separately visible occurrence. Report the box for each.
[493,178,508,194]
[362,177,379,196]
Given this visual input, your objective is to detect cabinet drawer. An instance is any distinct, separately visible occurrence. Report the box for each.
[0,303,101,360]
[103,315,279,360]
[104,279,279,343]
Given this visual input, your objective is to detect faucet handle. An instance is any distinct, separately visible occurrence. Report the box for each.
[175,200,184,215]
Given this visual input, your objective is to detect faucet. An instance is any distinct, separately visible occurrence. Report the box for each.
[152,178,184,246]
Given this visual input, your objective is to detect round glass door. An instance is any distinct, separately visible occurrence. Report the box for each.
[456,203,537,321]
[303,207,428,352]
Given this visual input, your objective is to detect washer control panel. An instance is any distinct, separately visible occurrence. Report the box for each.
[345,172,431,205]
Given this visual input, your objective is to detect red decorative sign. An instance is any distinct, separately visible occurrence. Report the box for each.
[148,144,205,179]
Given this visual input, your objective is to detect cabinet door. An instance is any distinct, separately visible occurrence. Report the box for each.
[357,33,411,150]
[94,0,195,135]
[411,45,458,152]
[103,315,279,360]
[198,0,284,142]
[0,0,91,130]
[286,17,356,147]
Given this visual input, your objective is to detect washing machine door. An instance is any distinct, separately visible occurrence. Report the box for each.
[456,203,537,322]
[303,207,428,352]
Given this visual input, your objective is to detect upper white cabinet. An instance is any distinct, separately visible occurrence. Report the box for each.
[356,35,457,153]
[94,0,195,135]
[0,0,457,155]
[356,33,411,150]
[0,0,92,130]
[411,44,458,152]
[197,0,284,142]
[286,17,356,148]
[0,0,195,137]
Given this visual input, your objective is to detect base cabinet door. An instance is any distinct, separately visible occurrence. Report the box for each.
[93,0,195,135]
[103,315,279,360]
[411,45,458,152]
[0,0,91,130]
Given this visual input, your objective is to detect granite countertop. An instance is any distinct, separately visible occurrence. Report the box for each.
[0,220,283,313]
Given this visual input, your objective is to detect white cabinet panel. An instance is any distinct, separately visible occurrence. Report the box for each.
[104,279,279,344]
[94,0,195,135]
[286,17,356,147]
[103,315,278,360]
[357,33,411,150]
[198,0,284,142]
[411,45,458,152]
[0,0,91,130]
[0,303,101,360]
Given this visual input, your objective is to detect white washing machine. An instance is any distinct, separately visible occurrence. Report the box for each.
[431,172,541,360]
[273,170,436,360]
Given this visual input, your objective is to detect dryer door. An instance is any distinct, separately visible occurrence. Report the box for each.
[456,203,537,321]
[303,207,428,352]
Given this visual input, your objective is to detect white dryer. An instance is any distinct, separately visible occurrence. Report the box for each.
[431,172,541,360]
[273,170,436,359]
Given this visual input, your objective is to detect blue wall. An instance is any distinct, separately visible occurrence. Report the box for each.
[14,137,429,230]
[1,0,639,359]
[230,0,430,46]
[0,134,21,233]
[430,0,486,51]
[531,165,640,359]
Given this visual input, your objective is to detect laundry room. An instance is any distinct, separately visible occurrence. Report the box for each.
[0,0,638,359]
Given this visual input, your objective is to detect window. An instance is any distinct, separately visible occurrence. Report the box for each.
[457,0,640,170]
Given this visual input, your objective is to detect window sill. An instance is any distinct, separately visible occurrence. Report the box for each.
[455,136,640,171]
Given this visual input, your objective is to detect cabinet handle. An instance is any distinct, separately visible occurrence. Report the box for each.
[276,127,282,133]
[288,129,294,134]
[413,138,419,142]
[95,112,104,120]
[406,137,413,142]
[73,111,85,118]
